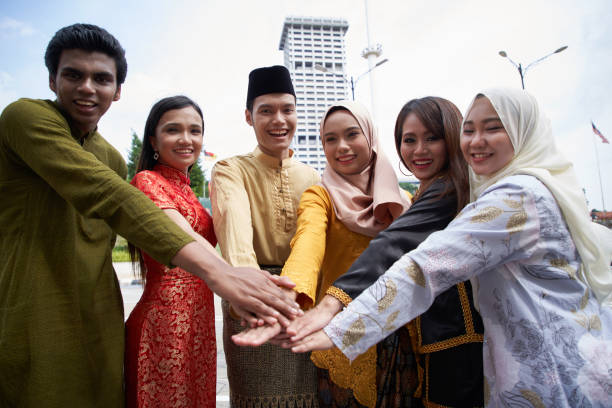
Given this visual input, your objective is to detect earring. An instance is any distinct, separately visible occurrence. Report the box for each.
[153,152,159,160]
[398,160,411,176]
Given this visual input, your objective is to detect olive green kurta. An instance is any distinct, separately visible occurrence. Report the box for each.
[0,99,194,407]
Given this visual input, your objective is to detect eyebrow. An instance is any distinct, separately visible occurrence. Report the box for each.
[161,122,202,128]
[463,117,502,126]
[60,66,114,77]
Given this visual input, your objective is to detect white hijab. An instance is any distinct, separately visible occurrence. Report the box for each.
[466,88,612,305]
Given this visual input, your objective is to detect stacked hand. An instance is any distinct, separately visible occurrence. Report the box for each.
[232,294,344,353]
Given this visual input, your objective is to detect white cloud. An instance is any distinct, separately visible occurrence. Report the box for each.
[0,17,35,36]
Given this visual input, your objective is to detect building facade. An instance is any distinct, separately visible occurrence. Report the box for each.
[279,16,350,173]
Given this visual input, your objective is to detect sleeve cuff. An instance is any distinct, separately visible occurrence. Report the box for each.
[326,286,352,307]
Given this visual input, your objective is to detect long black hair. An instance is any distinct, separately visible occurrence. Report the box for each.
[129,95,204,280]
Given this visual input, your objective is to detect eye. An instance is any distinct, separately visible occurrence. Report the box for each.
[94,74,114,84]
[462,128,474,135]
[63,71,80,80]
[402,136,415,144]
[426,135,441,142]
[191,128,203,136]
[486,126,503,132]
[324,136,336,143]
[284,108,295,114]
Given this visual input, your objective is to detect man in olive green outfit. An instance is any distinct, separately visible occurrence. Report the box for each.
[0,24,298,407]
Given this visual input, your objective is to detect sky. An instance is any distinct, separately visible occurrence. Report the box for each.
[1,0,611,210]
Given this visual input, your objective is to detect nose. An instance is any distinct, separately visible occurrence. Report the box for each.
[77,77,95,94]
[271,110,285,125]
[337,136,349,151]
[469,130,486,147]
[414,140,428,155]
[178,129,191,143]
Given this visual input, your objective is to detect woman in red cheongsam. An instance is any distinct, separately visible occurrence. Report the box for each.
[125,96,217,407]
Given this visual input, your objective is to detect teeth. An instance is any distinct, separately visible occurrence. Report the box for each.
[175,150,193,153]
[414,160,432,165]
[472,153,490,158]
[75,100,95,106]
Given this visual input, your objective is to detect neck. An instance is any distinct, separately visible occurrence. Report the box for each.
[258,145,290,160]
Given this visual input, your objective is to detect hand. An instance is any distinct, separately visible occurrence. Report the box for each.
[210,266,301,326]
[232,304,264,328]
[269,274,297,290]
[232,321,283,347]
[285,295,343,342]
[290,329,334,353]
[171,242,302,326]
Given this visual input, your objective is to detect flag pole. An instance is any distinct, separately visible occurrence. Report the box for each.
[591,121,606,211]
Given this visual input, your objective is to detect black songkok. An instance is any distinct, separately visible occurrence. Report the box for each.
[246,65,295,109]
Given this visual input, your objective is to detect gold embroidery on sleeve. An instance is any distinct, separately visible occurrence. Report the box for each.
[342,318,366,349]
[470,206,503,223]
[326,286,352,306]
[405,261,426,287]
[384,311,400,332]
[506,211,527,234]
[377,279,397,312]
[503,198,523,209]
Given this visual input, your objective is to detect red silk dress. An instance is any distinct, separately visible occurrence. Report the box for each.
[126,164,217,408]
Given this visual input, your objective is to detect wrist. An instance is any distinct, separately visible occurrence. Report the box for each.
[319,295,343,315]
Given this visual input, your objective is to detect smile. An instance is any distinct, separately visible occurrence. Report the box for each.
[470,152,493,162]
[268,130,288,138]
[74,100,96,107]
[412,159,433,168]
[174,149,194,154]
[337,155,356,163]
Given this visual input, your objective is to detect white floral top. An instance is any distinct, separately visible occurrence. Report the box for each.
[325,175,612,407]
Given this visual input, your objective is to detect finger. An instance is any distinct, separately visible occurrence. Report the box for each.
[244,299,281,326]
[269,275,296,289]
[258,281,301,314]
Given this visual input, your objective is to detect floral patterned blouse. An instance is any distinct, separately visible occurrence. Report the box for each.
[325,175,612,407]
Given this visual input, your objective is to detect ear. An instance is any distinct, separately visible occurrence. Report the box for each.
[113,85,121,102]
[149,136,158,152]
[245,109,253,127]
[49,75,57,94]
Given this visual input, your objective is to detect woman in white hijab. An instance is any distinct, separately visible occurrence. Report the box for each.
[289,88,612,407]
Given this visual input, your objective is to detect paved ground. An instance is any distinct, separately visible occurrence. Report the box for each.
[115,262,230,407]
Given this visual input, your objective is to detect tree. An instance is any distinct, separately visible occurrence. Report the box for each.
[126,130,142,181]
[190,159,205,198]
[399,181,418,195]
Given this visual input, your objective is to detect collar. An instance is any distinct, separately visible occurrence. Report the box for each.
[154,164,191,185]
[253,146,295,168]
[51,100,97,144]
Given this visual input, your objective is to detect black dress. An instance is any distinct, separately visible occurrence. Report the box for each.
[328,179,484,408]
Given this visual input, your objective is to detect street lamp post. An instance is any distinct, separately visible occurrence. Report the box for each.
[498,46,568,89]
[315,58,388,101]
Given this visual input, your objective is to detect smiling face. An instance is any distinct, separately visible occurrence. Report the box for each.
[49,49,121,136]
[461,96,515,176]
[321,109,371,176]
[150,106,203,174]
[245,93,297,160]
[400,112,448,184]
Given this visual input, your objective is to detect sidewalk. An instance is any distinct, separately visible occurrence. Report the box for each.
[115,262,229,407]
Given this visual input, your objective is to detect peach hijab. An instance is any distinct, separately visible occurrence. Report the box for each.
[320,100,410,237]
